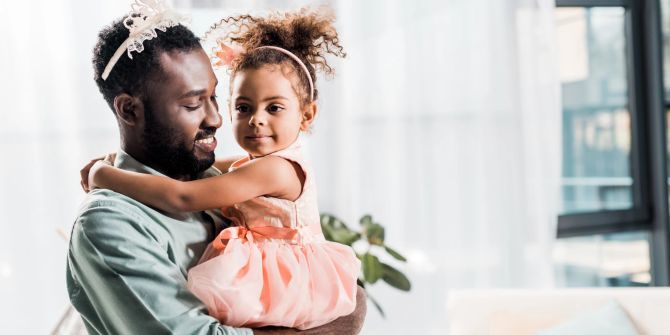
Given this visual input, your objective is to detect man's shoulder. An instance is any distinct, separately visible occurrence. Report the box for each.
[80,188,135,208]
[77,189,152,222]
[72,189,162,245]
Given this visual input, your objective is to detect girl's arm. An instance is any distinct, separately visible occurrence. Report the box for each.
[88,156,303,213]
[212,156,244,173]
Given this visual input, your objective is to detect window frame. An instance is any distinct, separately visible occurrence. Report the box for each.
[555,0,670,285]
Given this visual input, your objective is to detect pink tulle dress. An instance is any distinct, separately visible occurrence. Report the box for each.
[186,141,361,330]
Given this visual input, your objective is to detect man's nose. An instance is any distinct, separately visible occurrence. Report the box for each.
[203,99,222,129]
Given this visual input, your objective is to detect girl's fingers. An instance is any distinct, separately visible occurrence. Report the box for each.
[80,164,92,191]
[80,156,105,193]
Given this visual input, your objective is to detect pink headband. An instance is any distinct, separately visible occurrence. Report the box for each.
[214,43,314,101]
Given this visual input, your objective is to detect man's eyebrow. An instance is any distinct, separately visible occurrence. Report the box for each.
[178,89,207,99]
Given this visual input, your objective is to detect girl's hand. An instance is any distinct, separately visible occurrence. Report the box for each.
[80,153,116,192]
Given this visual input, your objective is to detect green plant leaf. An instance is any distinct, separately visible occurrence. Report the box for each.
[344,232,362,246]
[329,229,360,246]
[365,290,385,318]
[358,215,385,245]
[384,245,407,262]
[362,253,383,284]
[364,223,385,245]
[359,214,373,226]
[381,263,411,291]
[320,222,335,241]
[321,213,350,230]
[321,214,361,246]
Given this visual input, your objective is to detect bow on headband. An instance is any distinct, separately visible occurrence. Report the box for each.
[213,42,246,68]
[102,0,191,80]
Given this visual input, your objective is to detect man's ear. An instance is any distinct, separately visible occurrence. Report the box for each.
[113,94,145,126]
[300,102,318,131]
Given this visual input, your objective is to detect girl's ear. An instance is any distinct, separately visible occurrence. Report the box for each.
[300,102,318,131]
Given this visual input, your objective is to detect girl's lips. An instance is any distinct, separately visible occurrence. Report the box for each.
[194,136,217,152]
[245,135,272,142]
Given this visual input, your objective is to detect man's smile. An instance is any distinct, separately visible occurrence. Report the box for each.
[194,135,217,152]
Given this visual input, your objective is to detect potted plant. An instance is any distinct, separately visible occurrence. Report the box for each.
[320,213,411,317]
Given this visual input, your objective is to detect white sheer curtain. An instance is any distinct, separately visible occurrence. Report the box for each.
[0,0,560,334]
[0,1,127,334]
[307,0,561,333]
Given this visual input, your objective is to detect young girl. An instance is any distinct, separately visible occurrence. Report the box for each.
[84,10,360,330]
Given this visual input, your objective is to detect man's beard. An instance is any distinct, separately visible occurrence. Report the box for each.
[142,101,215,179]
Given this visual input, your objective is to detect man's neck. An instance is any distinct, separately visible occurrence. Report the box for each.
[121,143,194,181]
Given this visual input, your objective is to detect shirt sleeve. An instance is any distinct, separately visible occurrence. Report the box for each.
[66,200,253,335]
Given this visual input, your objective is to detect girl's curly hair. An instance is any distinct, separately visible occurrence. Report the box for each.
[205,8,346,106]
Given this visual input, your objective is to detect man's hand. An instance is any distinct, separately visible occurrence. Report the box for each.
[253,286,367,335]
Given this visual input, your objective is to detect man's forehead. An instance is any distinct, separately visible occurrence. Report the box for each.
[156,49,216,92]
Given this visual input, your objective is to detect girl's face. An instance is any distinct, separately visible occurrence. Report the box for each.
[229,64,315,158]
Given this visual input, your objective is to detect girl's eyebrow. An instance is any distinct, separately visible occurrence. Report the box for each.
[234,96,289,102]
[262,95,288,102]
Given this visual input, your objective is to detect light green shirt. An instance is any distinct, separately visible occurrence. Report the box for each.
[66,150,252,335]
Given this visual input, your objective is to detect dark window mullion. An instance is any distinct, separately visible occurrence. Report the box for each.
[558,209,651,238]
[625,3,652,220]
[632,0,670,286]
[556,0,628,7]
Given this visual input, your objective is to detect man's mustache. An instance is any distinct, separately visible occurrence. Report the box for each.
[194,127,217,140]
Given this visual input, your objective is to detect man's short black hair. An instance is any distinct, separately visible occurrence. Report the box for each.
[92,18,202,111]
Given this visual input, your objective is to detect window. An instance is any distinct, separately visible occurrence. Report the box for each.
[554,231,651,286]
[557,7,631,215]
[555,0,669,286]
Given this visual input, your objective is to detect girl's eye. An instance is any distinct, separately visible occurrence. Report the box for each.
[268,104,284,113]
[236,104,250,113]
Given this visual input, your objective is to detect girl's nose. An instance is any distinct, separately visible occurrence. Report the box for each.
[248,112,266,127]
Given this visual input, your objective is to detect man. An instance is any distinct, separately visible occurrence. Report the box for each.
[66,17,366,335]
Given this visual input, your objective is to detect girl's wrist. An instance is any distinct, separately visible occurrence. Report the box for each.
[89,161,112,189]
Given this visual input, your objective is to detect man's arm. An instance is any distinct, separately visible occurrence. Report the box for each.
[253,286,367,335]
[67,201,252,335]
